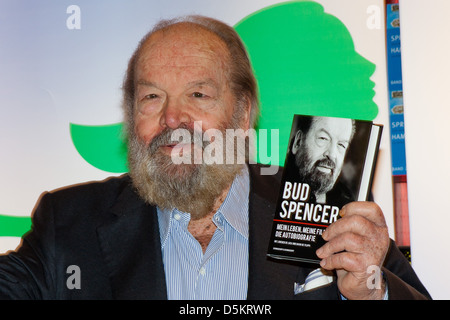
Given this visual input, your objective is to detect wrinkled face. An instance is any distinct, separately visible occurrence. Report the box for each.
[293,117,352,195]
[134,24,248,150]
[127,24,250,218]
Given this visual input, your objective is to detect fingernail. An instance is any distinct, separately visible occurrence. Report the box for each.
[320,259,326,267]
[316,248,323,257]
[340,205,347,217]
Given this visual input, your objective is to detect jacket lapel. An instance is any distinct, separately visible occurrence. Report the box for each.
[247,164,312,299]
[96,182,167,299]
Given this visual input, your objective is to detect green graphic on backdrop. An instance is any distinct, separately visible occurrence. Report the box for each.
[0,215,31,238]
[235,1,378,165]
[68,1,378,173]
[2,1,379,240]
[70,123,128,173]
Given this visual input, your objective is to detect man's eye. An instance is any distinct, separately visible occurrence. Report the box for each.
[144,94,158,99]
[192,92,206,98]
[315,135,330,147]
[338,143,348,150]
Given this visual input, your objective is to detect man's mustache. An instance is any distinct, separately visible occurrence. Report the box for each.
[313,157,336,174]
[148,126,206,155]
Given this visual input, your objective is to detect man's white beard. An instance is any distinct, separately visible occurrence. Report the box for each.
[127,125,245,220]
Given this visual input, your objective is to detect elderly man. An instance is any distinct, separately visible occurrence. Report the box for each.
[0,15,429,300]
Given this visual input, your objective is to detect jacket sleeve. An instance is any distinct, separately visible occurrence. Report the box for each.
[382,240,431,300]
[0,193,57,299]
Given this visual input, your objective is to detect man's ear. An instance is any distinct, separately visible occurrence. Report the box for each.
[240,96,252,131]
[292,130,303,155]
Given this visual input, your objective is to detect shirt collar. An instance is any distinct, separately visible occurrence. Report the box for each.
[157,165,250,245]
[217,166,249,239]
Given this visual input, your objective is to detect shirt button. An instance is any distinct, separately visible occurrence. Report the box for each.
[199,267,206,276]
[174,213,181,221]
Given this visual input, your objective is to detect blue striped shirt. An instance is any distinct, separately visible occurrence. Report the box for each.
[157,167,249,300]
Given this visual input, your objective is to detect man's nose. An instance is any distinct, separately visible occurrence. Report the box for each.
[159,97,191,129]
[323,143,338,161]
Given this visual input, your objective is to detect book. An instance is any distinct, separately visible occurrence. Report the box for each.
[267,114,382,265]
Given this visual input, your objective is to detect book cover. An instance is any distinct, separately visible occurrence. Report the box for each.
[267,114,382,265]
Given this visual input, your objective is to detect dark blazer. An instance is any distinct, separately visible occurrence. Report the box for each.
[0,164,430,299]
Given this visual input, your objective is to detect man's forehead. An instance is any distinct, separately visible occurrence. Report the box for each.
[140,23,228,58]
[134,22,230,79]
[311,117,353,139]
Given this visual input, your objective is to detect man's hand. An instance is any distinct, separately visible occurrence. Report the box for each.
[316,201,390,300]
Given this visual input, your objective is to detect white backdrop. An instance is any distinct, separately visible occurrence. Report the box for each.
[0,0,394,267]
[400,0,450,300]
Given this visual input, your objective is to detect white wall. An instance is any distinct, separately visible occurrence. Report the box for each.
[400,0,450,300]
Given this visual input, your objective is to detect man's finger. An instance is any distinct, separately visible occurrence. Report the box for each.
[322,213,377,241]
[339,201,386,227]
[317,232,367,258]
[319,250,364,272]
